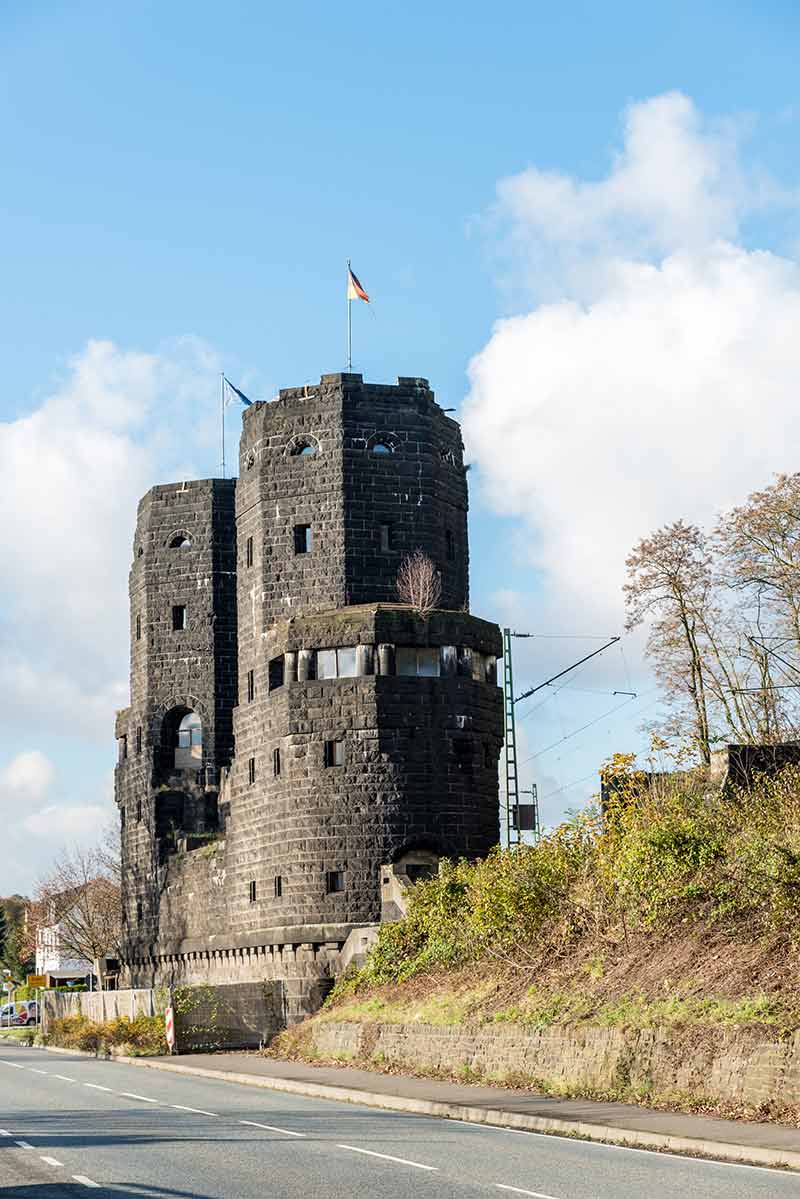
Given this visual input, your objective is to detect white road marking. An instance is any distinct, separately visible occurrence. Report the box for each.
[53,1074,76,1082]
[240,1119,305,1137]
[0,1130,11,1136]
[40,1156,64,1167]
[73,1176,101,1188]
[337,1144,438,1171]
[14,1140,34,1149]
[30,1069,49,1075]
[171,1104,218,1117]
[84,1083,112,1092]
[119,1092,159,1103]
[495,1186,561,1199]
[0,1061,23,1068]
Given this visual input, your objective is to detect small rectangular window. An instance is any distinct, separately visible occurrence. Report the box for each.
[248,757,256,785]
[136,899,143,922]
[247,669,255,702]
[119,735,128,762]
[246,535,253,568]
[380,523,392,552]
[294,523,312,554]
[135,726,142,754]
[324,739,345,767]
[249,880,257,904]
[396,647,417,677]
[326,870,345,894]
[136,614,141,641]
[484,743,493,769]
[172,604,187,631]
[396,648,440,678]
[136,799,142,822]
[336,647,357,678]
[120,805,126,828]
[274,875,283,899]
[446,529,455,561]
[273,747,281,776]
[316,649,337,679]
[269,655,285,691]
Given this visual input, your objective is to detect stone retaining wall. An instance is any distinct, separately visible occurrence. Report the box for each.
[310,1020,800,1108]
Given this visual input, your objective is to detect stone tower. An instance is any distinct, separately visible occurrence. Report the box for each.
[117,375,503,1017]
[115,479,236,939]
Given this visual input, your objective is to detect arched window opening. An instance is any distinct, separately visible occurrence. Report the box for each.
[161,706,203,772]
[137,546,144,558]
[371,441,393,455]
[169,533,192,549]
[289,437,317,457]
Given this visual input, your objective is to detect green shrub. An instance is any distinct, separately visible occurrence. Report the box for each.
[44,1013,165,1056]
[335,761,800,996]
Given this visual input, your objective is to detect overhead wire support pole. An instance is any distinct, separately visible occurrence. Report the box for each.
[502,629,532,849]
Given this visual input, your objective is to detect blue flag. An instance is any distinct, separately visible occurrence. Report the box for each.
[223,376,252,408]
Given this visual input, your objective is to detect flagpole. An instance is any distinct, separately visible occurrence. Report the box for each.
[346,259,352,370]
[221,373,225,479]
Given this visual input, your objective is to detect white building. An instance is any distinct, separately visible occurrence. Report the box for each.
[35,921,94,983]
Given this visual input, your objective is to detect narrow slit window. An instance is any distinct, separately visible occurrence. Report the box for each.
[380,523,392,552]
[136,800,142,822]
[136,614,141,641]
[274,875,283,899]
[120,806,126,829]
[324,739,345,768]
[246,535,253,568]
[483,743,493,769]
[453,738,473,769]
[446,529,455,561]
[172,604,187,631]
[294,523,312,554]
[119,735,128,762]
[135,726,142,754]
[273,747,281,777]
[249,880,257,904]
[247,669,255,703]
[136,899,143,922]
[326,870,345,893]
[248,757,256,785]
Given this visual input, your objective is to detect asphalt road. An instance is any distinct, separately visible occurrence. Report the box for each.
[1,1044,797,1198]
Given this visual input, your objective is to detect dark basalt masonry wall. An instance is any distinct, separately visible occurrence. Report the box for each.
[115,374,502,1016]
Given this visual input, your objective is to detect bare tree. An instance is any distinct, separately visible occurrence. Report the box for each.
[396,549,442,618]
[26,844,121,991]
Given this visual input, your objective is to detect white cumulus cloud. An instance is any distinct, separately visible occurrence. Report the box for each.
[464,92,800,636]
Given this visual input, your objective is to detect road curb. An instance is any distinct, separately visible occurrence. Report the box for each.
[18,1042,797,1172]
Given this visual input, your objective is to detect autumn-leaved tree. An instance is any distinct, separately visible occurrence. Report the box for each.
[26,842,121,991]
[396,549,442,618]
[625,521,714,763]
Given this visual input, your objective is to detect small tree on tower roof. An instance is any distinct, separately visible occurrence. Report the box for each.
[396,549,442,620]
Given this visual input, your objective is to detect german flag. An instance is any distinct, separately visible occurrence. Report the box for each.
[347,265,369,303]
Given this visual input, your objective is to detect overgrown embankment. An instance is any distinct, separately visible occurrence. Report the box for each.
[272,764,800,1123]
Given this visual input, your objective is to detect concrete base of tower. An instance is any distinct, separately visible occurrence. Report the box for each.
[120,921,374,1025]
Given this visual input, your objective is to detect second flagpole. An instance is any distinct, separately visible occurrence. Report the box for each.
[346,259,352,370]
[220,373,226,479]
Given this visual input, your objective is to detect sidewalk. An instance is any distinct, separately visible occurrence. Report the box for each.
[122,1048,800,1171]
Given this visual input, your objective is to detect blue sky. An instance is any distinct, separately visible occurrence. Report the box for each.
[1,2,799,891]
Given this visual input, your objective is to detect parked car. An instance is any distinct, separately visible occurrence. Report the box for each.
[13,1001,38,1026]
